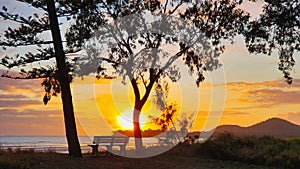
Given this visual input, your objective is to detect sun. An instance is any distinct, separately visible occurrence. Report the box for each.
[117,111,147,130]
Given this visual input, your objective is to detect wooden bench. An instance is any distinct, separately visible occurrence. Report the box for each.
[88,136,129,156]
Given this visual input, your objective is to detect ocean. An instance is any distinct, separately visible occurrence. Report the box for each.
[0,136,161,153]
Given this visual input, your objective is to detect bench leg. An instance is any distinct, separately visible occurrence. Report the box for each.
[91,145,99,157]
[119,145,126,156]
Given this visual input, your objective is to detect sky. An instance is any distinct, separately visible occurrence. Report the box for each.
[0,0,299,136]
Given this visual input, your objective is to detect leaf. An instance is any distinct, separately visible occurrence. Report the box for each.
[43,94,50,105]
[33,13,38,18]
[2,6,7,12]
[20,69,27,73]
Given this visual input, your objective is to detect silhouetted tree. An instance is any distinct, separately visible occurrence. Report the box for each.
[151,99,196,145]
[151,103,181,145]
[0,0,105,157]
[244,0,300,84]
[75,0,249,151]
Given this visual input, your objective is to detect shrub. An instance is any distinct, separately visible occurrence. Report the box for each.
[195,134,300,169]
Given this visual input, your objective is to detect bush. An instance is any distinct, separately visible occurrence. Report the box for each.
[195,133,300,169]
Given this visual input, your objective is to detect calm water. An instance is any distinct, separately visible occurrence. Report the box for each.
[0,136,160,153]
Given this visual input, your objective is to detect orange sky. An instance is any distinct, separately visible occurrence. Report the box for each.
[0,35,299,136]
[0,31,299,137]
[0,70,299,136]
[0,0,300,136]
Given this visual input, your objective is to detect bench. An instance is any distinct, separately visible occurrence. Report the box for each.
[88,136,129,156]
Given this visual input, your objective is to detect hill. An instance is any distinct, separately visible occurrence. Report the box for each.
[213,118,300,138]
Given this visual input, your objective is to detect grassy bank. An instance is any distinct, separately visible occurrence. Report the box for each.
[194,133,300,169]
[2,134,299,169]
[0,147,275,169]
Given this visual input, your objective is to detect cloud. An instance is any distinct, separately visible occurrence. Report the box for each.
[226,79,300,89]
[0,108,62,118]
[243,89,300,105]
[226,105,275,111]
[278,112,300,125]
[0,77,41,91]
[0,100,40,107]
[0,108,66,136]
[0,108,19,114]
[226,79,300,105]
[0,108,87,136]
[220,79,300,128]
[0,75,46,105]
[0,94,28,99]
[223,111,249,115]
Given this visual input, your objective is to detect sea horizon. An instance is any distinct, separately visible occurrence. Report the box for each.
[0,136,163,154]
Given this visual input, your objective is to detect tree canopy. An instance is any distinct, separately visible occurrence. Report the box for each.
[74,0,249,151]
[244,0,300,84]
[0,0,109,157]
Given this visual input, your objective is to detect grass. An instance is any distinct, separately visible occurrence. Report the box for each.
[194,133,300,169]
[0,146,276,169]
[2,134,299,169]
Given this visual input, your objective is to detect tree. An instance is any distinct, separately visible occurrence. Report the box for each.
[244,0,300,84]
[45,0,81,157]
[152,108,196,145]
[74,0,249,151]
[152,103,181,145]
[0,0,104,157]
[151,84,195,145]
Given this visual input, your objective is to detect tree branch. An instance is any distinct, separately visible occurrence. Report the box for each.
[1,73,46,79]
[0,14,51,47]
[0,12,29,24]
[130,76,141,102]
[141,79,155,105]
[1,66,55,80]
[163,0,169,14]
[1,47,56,69]
[99,0,117,19]
[139,71,147,89]
[169,0,183,15]
[101,57,119,64]
[0,40,54,47]
[161,46,190,72]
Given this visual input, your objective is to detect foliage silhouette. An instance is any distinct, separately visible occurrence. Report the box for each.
[75,0,249,151]
[244,0,300,84]
[0,0,109,157]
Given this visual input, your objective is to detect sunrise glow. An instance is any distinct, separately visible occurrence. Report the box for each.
[117,111,148,130]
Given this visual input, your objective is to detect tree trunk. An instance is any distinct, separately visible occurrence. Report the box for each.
[133,104,143,151]
[46,0,82,158]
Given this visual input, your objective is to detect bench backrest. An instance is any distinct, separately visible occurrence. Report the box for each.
[93,136,129,145]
